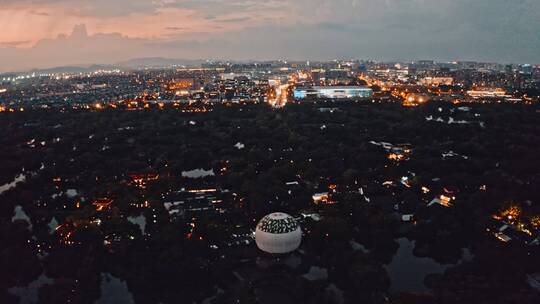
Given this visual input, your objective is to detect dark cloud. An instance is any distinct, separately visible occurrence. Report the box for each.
[0,40,31,47]
[0,0,161,17]
[29,10,50,16]
[165,26,191,31]
[69,0,160,17]
[217,17,251,23]
[166,0,285,16]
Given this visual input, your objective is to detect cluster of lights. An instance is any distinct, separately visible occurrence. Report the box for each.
[93,198,113,211]
[496,204,522,222]
[491,203,540,241]
[388,153,406,161]
[0,106,24,113]
[403,93,429,107]
[439,195,453,207]
[129,173,159,189]
[257,214,299,234]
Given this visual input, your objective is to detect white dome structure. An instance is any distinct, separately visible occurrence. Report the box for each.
[255,212,302,254]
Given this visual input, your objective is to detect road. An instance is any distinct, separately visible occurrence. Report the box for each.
[269,83,290,107]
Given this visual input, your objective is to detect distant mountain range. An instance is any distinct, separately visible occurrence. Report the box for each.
[1,58,207,76]
[116,57,205,68]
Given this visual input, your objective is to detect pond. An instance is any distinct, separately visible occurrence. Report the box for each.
[9,274,53,304]
[0,173,26,194]
[95,273,134,304]
[386,238,471,293]
[181,169,215,179]
[1,165,45,195]
[12,205,32,229]
[127,215,147,235]
[48,217,59,234]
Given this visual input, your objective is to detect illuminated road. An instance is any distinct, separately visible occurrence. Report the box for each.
[270,83,290,107]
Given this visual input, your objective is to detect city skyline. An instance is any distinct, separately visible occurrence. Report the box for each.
[1,0,539,71]
[2,4,540,300]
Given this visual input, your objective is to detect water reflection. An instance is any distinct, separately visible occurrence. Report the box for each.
[95,273,134,304]
[12,205,32,229]
[127,215,147,235]
[386,238,471,293]
[9,274,53,304]
[48,217,59,234]
[0,173,26,194]
[181,169,215,179]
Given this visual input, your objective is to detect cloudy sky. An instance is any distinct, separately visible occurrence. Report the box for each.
[0,0,539,71]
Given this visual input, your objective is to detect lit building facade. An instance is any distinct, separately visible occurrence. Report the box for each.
[467,88,510,98]
[293,86,373,100]
[419,77,454,86]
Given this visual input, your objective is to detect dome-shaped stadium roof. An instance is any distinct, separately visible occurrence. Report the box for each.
[255,212,302,254]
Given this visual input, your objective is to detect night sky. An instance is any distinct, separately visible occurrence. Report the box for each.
[1,0,539,71]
